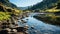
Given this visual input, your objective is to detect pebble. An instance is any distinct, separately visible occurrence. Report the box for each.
[26,19,29,20]
[44,33,49,34]
[34,30,38,33]
[31,26,34,29]
[24,25,29,30]
[21,20,27,23]
[25,31,29,34]
[13,29,17,32]
[25,25,28,27]
[18,32,24,34]
[6,28,11,32]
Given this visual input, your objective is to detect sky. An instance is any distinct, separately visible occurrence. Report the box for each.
[9,0,43,7]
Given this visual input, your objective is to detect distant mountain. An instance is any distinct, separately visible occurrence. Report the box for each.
[18,7,28,10]
[29,0,59,10]
[0,0,17,8]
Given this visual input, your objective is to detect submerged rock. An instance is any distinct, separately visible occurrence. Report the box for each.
[31,26,34,29]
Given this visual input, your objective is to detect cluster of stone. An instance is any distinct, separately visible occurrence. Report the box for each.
[0,16,29,34]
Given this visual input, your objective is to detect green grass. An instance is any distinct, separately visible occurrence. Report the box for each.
[0,12,11,20]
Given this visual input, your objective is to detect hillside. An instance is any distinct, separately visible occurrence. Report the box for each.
[0,0,17,8]
[0,0,22,21]
[30,0,60,26]
[29,0,59,10]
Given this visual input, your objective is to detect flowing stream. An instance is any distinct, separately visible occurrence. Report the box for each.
[18,13,60,34]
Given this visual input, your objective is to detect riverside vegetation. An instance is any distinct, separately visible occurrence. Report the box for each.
[0,0,60,34]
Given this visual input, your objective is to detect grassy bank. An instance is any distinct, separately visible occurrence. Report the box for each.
[33,14,60,26]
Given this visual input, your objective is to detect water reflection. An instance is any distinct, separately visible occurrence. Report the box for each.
[18,15,60,34]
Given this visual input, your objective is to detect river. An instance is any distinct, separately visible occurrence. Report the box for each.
[18,13,60,34]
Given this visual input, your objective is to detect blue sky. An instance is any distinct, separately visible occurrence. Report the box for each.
[9,0,43,7]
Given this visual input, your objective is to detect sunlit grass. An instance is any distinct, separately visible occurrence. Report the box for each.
[0,12,11,20]
[46,9,60,12]
[45,13,60,20]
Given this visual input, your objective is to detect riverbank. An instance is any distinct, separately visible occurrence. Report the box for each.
[0,11,29,34]
[33,15,60,26]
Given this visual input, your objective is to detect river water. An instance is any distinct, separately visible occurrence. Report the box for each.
[18,13,60,34]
